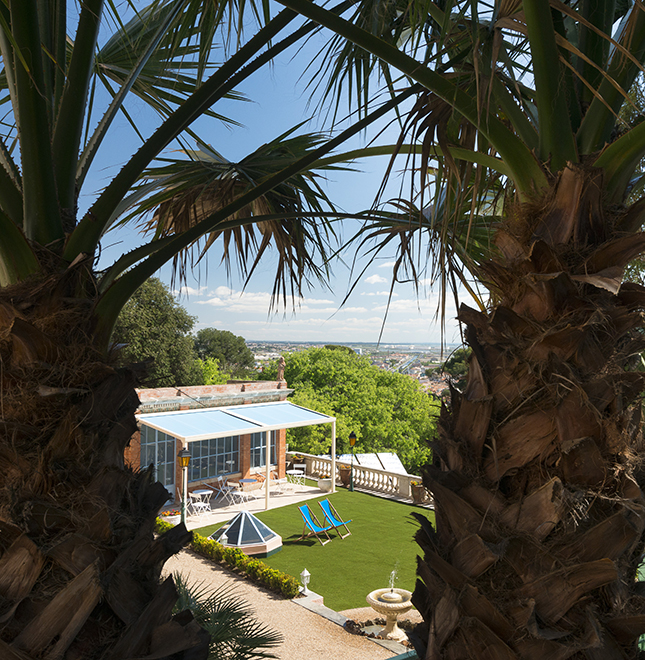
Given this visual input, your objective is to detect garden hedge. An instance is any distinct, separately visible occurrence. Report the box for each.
[155,517,300,599]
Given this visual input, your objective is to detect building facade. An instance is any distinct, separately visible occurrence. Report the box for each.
[125,381,291,501]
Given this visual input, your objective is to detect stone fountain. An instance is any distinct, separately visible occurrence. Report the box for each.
[365,584,413,642]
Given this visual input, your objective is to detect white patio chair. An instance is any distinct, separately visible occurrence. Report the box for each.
[228,483,251,506]
[188,492,210,515]
[287,464,306,488]
[240,478,264,501]
[269,472,288,494]
[213,476,237,505]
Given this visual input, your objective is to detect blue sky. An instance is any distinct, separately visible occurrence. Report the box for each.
[92,13,469,344]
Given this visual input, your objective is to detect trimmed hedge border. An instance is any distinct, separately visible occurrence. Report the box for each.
[156,517,301,599]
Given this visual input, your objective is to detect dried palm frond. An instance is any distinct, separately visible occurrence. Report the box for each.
[121,130,346,308]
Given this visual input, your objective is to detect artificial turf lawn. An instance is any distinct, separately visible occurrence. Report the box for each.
[193,488,435,611]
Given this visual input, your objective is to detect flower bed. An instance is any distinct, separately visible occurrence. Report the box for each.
[155,517,300,599]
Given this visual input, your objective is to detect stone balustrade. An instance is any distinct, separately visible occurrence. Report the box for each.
[286,451,425,500]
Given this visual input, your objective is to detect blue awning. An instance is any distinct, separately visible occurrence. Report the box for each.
[137,401,335,442]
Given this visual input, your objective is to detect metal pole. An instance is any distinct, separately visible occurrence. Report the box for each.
[349,431,356,492]
[181,463,188,525]
[331,420,336,493]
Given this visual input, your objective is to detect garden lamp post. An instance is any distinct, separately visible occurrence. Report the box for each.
[349,431,357,492]
[177,447,191,525]
[300,568,311,595]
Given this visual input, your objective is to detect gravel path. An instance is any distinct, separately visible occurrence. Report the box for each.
[164,549,403,660]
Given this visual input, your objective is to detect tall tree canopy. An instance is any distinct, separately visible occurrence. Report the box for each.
[262,347,437,473]
[112,277,203,387]
[194,327,255,378]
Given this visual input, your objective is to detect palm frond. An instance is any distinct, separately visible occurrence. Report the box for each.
[119,129,344,306]
[95,0,245,120]
[173,573,282,660]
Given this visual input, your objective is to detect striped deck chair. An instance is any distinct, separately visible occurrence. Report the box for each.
[319,498,352,539]
[298,504,333,546]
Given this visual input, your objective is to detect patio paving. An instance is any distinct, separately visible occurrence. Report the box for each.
[167,481,332,530]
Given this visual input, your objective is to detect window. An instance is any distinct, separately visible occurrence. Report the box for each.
[140,424,175,491]
[250,431,277,468]
[188,435,239,482]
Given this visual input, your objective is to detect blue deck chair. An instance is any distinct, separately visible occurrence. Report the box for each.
[319,498,352,539]
[298,505,333,546]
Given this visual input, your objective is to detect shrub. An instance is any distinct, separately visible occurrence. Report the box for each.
[278,574,300,598]
[155,517,300,599]
[223,546,247,569]
[156,518,175,534]
[191,532,224,562]
[245,558,264,580]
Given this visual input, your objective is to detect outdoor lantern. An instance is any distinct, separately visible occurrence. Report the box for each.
[349,431,357,492]
[300,568,311,595]
[177,448,191,524]
[177,448,191,468]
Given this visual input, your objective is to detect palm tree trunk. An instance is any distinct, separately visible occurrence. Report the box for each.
[0,263,207,659]
[413,164,645,659]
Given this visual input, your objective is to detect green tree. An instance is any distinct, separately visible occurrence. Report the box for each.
[198,356,230,385]
[112,277,203,387]
[195,327,255,378]
[277,347,436,474]
[323,344,355,354]
[440,348,470,379]
[277,0,645,655]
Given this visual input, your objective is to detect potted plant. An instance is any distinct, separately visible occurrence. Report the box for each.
[159,508,181,524]
[338,464,352,487]
[288,455,305,470]
[410,481,426,504]
[318,477,333,492]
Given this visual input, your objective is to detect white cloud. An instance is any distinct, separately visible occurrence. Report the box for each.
[373,299,422,313]
[229,309,462,343]
[212,285,236,297]
[173,285,208,297]
[336,306,368,313]
[365,274,387,284]
[360,291,398,297]
[378,261,396,269]
[196,287,339,315]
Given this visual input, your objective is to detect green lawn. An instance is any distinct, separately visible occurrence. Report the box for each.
[194,489,435,611]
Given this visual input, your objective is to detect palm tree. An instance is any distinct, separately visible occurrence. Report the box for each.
[0,1,409,656]
[172,574,282,659]
[274,0,645,656]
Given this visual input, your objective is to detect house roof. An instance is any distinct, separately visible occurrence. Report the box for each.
[137,401,335,442]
